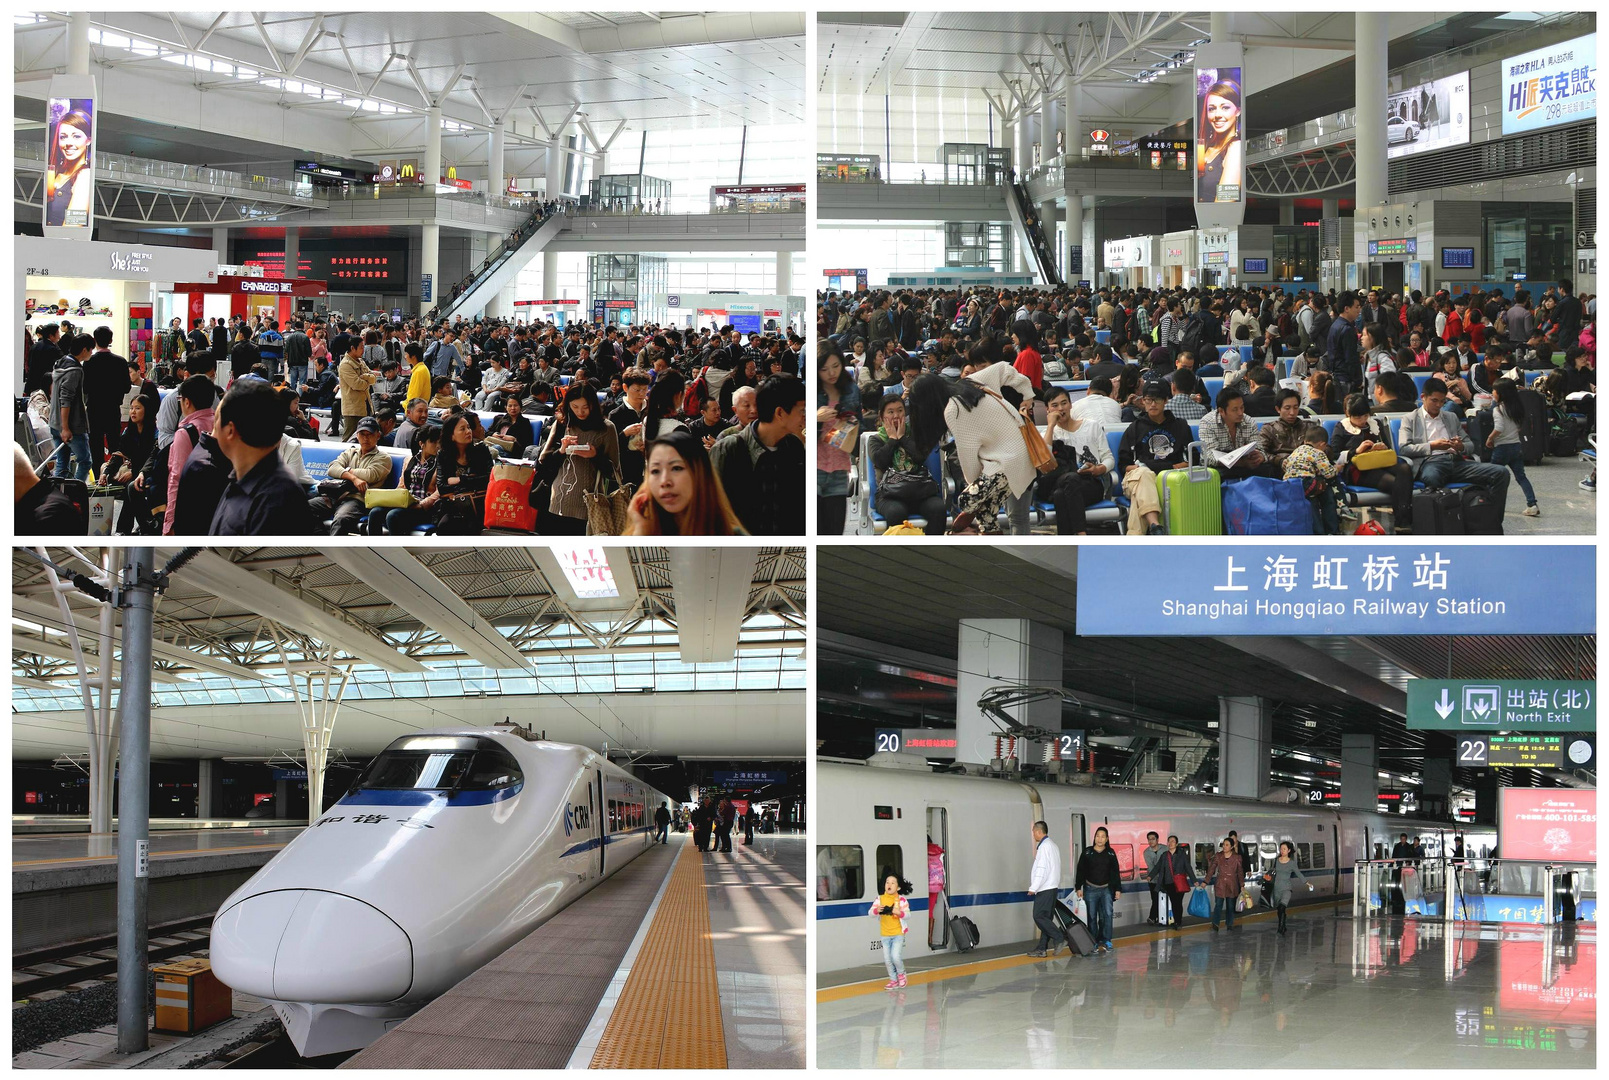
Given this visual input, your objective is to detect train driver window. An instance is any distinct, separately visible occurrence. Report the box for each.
[1296,843,1312,869]
[460,746,524,791]
[1313,843,1327,869]
[1194,843,1213,874]
[818,846,865,901]
[876,845,905,892]
[352,736,518,794]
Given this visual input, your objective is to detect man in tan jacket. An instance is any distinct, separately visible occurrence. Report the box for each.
[308,417,392,534]
[336,338,377,439]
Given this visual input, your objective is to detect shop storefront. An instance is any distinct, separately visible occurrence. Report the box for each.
[162,275,328,336]
[816,153,881,183]
[1159,230,1197,291]
[1100,235,1157,291]
[17,235,220,392]
[512,298,581,329]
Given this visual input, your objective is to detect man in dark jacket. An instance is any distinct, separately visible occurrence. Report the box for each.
[1327,291,1364,396]
[1116,380,1193,536]
[83,326,132,475]
[282,320,312,388]
[209,379,322,536]
[27,323,63,397]
[709,375,805,535]
[1553,278,1583,348]
[50,334,93,481]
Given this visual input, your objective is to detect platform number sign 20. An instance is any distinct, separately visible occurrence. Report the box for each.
[1458,737,1488,765]
[874,730,901,754]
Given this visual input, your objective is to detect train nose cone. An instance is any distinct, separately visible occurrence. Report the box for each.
[211,890,413,1003]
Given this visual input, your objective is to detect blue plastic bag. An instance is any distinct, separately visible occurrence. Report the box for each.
[1188,886,1212,919]
[1222,476,1314,535]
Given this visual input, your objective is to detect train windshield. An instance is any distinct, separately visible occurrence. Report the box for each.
[353,736,523,793]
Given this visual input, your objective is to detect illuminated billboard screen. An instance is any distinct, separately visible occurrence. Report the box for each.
[1499,788,1596,862]
[1194,67,1243,205]
[1386,71,1470,159]
[1502,33,1596,135]
[45,92,95,231]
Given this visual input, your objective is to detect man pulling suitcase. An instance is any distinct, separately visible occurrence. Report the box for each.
[1026,820,1063,957]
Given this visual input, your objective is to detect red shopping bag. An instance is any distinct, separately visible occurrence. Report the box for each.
[484,462,537,532]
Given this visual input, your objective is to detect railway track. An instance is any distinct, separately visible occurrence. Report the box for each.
[13,916,214,999]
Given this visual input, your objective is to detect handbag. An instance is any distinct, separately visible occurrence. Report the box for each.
[1187,886,1212,919]
[981,386,1056,474]
[879,467,939,505]
[583,472,631,536]
[364,487,413,509]
[1222,476,1314,535]
[1173,873,1190,894]
[316,478,355,501]
[1349,447,1398,473]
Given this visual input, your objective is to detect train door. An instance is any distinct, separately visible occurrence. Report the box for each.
[927,807,949,948]
[596,771,606,877]
[1333,825,1342,892]
[1069,813,1088,864]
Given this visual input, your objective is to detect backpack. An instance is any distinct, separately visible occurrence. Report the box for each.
[1311,310,1334,355]
[683,370,710,417]
[1180,313,1207,358]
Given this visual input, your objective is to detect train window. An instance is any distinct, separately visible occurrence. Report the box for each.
[1111,844,1135,881]
[875,845,905,892]
[352,736,522,794]
[1194,843,1213,873]
[458,747,524,791]
[608,799,617,830]
[1259,836,1278,867]
[1296,843,1312,869]
[818,846,864,901]
[1312,843,1327,869]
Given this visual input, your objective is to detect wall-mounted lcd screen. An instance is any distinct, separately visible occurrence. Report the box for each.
[1387,71,1471,160]
[1442,247,1476,270]
[1243,257,1269,274]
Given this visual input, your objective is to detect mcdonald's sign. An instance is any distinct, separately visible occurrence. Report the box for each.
[445,165,458,179]
[398,162,417,180]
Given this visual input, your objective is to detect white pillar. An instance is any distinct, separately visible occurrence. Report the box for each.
[67,12,91,76]
[1322,197,1340,219]
[421,106,443,313]
[197,759,215,819]
[1341,734,1379,811]
[212,227,230,266]
[1063,80,1079,158]
[955,620,1062,768]
[1354,13,1389,211]
[1038,199,1059,280]
[546,139,566,200]
[775,250,793,296]
[1210,12,1230,42]
[1217,696,1271,799]
[1064,82,1083,279]
[488,119,507,197]
[1041,99,1058,164]
[282,226,299,280]
[543,248,560,299]
[1279,201,1296,226]
[1065,195,1084,281]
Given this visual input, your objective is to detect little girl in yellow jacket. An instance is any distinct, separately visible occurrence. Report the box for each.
[869,874,911,989]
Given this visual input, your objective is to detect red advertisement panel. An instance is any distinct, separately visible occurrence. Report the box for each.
[1500,789,1596,861]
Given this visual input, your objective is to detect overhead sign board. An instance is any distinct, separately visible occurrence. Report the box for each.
[1076,546,1594,636]
[873,728,960,755]
[1501,33,1596,135]
[1407,680,1593,731]
[712,769,788,789]
[1457,734,1568,769]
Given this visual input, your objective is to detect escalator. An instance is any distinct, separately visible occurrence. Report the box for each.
[432,205,568,320]
[1007,181,1062,287]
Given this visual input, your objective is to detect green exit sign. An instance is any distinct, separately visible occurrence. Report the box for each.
[1407,680,1594,731]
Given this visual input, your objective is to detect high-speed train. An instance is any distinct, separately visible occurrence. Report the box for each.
[816,759,1496,974]
[210,726,673,1056]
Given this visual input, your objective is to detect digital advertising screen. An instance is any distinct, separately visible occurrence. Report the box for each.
[1499,788,1596,861]
[231,236,410,290]
[44,80,96,234]
[1502,33,1596,135]
[1386,71,1470,160]
[1194,66,1244,205]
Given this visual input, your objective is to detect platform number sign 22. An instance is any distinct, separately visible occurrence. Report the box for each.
[1458,737,1488,765]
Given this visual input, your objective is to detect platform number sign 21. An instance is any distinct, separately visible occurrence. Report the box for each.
[1059,731,1085,757]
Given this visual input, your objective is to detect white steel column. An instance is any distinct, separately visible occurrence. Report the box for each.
[269,624,354,825]
[38,548,118,836]
[543,249,560,298]
[212,227,230,267]
[283,226,299,280]
[1210,12,1230,43]
[1063,81,1083,279]
[775,251,793,296]
[488,119,507,197]
[67,12,91,76]
[1354,13,1390,211]
[421,106,443,314]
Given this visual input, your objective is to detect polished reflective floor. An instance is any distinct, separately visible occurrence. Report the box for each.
[12,826,303,868]
[817,916,1595,1068]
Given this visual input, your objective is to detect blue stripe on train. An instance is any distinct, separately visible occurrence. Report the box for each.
[816,867,1355,920]
[559,824,655,859]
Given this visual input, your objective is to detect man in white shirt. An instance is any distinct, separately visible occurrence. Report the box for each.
[1068,374,1122,430]
[1027,820,1063,957]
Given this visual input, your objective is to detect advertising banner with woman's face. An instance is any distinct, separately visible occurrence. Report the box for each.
[1191,44,1245,234]
[44,76,96,236]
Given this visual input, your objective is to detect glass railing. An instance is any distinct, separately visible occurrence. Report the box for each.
[1355,857,1597,924]
[15,140,314,201]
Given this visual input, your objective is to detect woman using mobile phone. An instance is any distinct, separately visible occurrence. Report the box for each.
[868,874,911,990]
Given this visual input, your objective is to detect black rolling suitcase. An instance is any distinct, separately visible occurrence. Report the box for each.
[1411,488,1465,534]
[1466,408,1495,462]
[943,890,979,953]
[1053,899,1099,956]
[1460,486,1504,535]
[1518,389,1548,465]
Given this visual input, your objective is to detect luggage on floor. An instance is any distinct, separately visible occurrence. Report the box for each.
[1222,476,1313,535]
[943,890,978,953]
[1053,899,1099,956]
[1517,389,1548,465]
[1459,485,1504,535]
[1465,408,1495,462]
[1411,488,1465,534]
[1156,442,1222,535]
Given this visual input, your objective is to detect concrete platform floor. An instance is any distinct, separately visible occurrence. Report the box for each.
[818,915,1595,1068]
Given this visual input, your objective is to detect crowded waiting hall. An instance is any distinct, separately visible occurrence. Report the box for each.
[20,313,806,537]
[819,281,1595,536]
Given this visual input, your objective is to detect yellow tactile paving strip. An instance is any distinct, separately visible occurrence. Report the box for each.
[589,842,727,1069]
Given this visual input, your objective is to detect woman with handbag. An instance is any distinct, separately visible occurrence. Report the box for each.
[817,351,860,536]
[868,394,944,533]
[906,363,1041,535]
[430,413,492,535]
[1159,835,1198,929]
[1262,841,1312,935]
[543,381,623,535]
[367,424,441,535]
[1327,393,1414,530]
[625,428,745,536]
